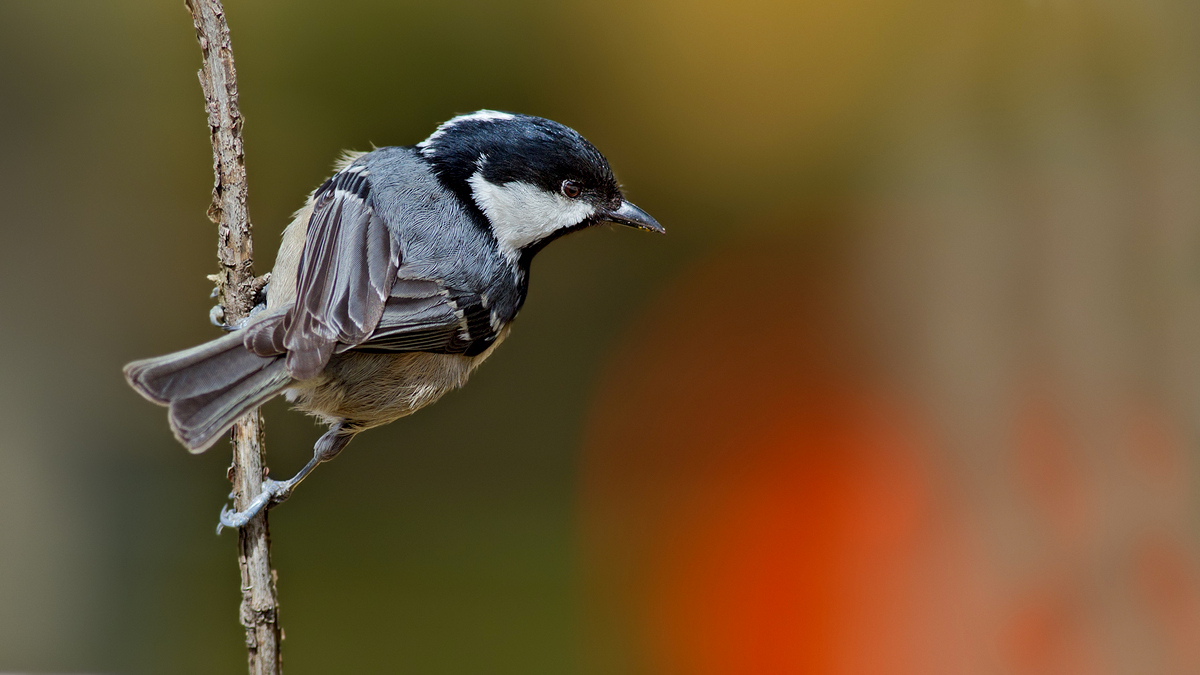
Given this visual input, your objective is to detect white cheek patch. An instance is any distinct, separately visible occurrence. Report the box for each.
[468,173,596,261]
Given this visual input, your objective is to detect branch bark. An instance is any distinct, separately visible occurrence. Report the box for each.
[184,1,283,672]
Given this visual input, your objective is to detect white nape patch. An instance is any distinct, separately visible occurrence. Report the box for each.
[417,110,516,156]
[468,173,596,261]
[453,110,516,124]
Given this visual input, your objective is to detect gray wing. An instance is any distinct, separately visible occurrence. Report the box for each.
[279,166,399,379]
[355,279,500,356]
[245,277,501,364]
[244,167,502,376]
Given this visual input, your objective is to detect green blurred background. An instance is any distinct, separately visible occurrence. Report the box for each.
[4,1,1200,673]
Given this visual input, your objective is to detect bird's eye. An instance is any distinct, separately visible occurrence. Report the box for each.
[561,181,582,199]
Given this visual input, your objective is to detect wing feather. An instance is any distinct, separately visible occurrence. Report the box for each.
[270,164,500,376]
[282,168,399,379]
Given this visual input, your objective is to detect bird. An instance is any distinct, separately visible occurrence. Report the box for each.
[124,110,663,529]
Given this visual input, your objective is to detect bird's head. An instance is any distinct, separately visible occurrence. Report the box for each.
[417,110,663,261]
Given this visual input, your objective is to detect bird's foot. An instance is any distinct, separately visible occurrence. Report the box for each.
[209,301,269,331]
[216,478,294,533]
[209,303,228,329]
[208,274,272,331]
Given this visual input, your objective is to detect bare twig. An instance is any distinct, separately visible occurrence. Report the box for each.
[184,1,283,672]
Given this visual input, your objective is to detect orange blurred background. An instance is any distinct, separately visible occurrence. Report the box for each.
[581,242,1200,674]
[2,0,1200,673]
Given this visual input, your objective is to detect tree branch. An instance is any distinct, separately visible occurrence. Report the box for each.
[184,1,283,672]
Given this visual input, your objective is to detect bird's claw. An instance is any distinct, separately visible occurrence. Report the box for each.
[209,276,271,332]
[216,479,293,534]
[209,301,268,332]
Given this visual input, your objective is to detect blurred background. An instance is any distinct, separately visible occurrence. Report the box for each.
[2,0,1200,673]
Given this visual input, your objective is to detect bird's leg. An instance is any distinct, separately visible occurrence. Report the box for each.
[217,424,354,532]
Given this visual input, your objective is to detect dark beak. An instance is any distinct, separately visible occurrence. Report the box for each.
[601,200,665,234]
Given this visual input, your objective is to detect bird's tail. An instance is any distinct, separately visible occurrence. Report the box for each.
[124,331,292,453]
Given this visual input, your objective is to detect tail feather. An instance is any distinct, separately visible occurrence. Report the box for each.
[125,332,292,453]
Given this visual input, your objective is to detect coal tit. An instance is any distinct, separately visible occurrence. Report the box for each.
[124,111,663,528]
